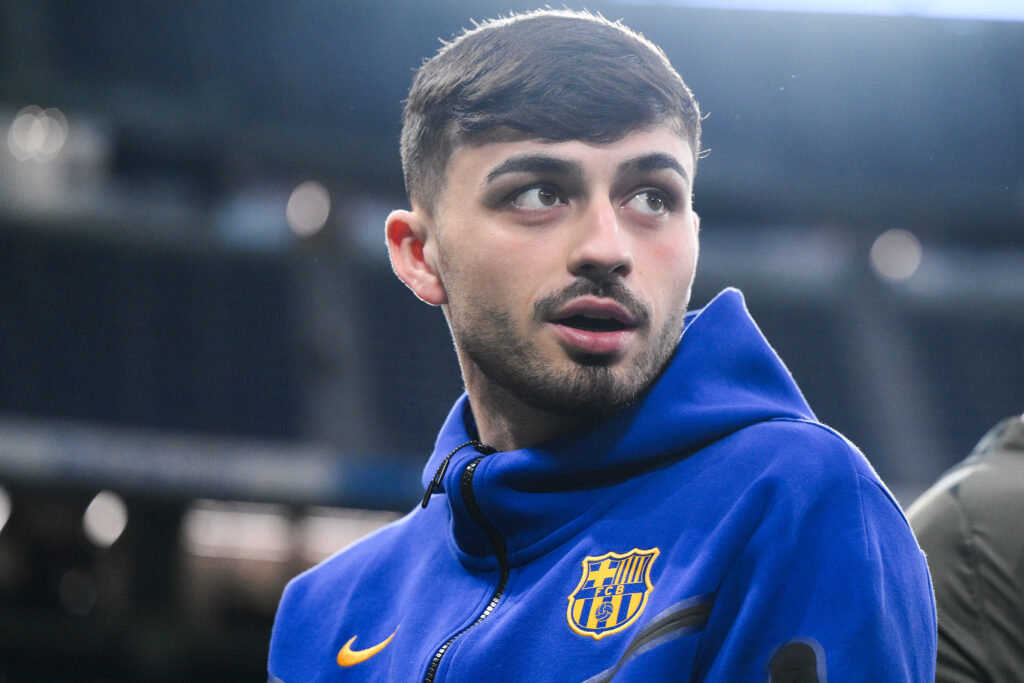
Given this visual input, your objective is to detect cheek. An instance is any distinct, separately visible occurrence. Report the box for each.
[469,234,557,301]
[447,248,539,318]
[640,240,698,311]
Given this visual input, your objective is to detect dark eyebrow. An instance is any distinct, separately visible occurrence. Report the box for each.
[485,154,583,184]
[616,153,689,185]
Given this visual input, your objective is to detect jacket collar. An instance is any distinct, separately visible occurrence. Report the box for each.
[421,288,815,566]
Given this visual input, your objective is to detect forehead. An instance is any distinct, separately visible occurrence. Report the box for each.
[445,125,696,189]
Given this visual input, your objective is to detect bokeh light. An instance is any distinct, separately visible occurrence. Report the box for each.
[0,486,10,534]
[286,180,331,237]
[7,106,68,162]
[870,228,923,282]
[82,490,128,548]
[58,568,99,617]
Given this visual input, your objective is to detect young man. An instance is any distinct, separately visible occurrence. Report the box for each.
[270,10,935,681]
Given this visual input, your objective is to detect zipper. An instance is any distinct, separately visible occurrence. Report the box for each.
[422,453,508,683]
[421,440,491,509]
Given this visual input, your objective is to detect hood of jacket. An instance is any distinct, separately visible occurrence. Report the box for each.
[420,287,816,567]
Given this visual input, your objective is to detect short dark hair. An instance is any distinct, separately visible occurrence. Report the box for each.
[400,9,703,212]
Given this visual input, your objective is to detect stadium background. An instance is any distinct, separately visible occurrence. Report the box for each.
[1,1,1021,679]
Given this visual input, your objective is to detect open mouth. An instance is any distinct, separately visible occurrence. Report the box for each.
[545,296,642,356]
[556,315,630,332]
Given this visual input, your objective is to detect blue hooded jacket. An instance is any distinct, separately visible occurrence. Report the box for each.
[269,288,936,682]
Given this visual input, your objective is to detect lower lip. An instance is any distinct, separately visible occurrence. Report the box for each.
[549,323,636,357]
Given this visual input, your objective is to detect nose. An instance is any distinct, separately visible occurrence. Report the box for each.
[568,199,633,280]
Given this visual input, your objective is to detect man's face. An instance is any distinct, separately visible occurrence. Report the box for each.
[423,125,699,417]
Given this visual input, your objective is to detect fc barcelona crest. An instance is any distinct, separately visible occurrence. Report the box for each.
[566,547,660,639]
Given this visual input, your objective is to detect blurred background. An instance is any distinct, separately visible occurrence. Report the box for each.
[1,0,1021,680]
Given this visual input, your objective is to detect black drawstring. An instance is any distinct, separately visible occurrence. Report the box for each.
[421,440,495,508]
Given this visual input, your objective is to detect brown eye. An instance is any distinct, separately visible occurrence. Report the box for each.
[625,190,669,215]
[511,186,565,210]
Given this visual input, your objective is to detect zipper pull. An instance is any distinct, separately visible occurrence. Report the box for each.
[421,440,495,509]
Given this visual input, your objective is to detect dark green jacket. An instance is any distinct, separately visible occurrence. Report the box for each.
[909,415,1024,683]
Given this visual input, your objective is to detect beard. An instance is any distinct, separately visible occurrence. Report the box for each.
[447,278,685,418]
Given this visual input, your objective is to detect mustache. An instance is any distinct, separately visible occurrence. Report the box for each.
[533,278,650,326]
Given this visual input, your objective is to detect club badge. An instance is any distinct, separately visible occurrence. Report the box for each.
[567,547,659,639]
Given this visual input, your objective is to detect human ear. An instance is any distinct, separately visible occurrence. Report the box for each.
[385,209,448,306]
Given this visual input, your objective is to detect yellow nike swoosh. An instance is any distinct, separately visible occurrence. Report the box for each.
[336,627,398,667]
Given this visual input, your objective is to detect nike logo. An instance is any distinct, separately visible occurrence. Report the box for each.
[336,627,398,667]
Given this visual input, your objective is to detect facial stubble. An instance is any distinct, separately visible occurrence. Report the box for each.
[443,273,686,419]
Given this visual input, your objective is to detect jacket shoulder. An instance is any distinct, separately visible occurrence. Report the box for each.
[281,507,416,606]
[269,508,419,677]
[737,418,888,495]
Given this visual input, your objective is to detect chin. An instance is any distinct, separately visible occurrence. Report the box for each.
[516,363,650,418]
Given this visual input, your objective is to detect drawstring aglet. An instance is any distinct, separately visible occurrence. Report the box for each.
[421,440,495,508]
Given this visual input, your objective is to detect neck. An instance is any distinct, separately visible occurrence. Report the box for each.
[463,372,596,452]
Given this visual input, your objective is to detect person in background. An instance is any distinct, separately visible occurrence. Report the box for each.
[908,413,1024,682]
[269,9,936,681]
